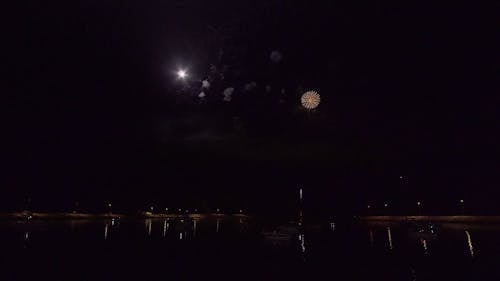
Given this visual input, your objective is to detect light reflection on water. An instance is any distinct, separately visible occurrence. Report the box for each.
[465,230,474,257]
[386,226,393,250]
[104,223,108,240]
[420,238,428,254]
[10,219,500,280]
[299,234,305,253]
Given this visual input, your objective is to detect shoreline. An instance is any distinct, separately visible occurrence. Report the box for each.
[6,213,500,224]
[0,211,249,220]
[359,216,500,223]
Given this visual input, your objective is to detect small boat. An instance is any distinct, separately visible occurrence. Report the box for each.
[262,230,293,241]
[262,224,299,242]
[408,222,438,240]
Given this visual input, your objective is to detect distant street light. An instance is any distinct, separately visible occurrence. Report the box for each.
[150,206,154,212]
[384,203,388,208]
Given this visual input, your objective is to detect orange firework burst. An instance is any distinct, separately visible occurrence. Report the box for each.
[301,91,320,109]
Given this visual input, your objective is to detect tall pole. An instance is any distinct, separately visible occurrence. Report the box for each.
[299,188,303,226]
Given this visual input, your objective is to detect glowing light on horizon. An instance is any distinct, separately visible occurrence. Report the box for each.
[301,91,320,109]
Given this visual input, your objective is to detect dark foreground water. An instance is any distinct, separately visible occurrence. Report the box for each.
[1,217,500,280]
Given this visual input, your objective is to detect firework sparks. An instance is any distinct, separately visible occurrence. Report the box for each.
[301,90,320,109]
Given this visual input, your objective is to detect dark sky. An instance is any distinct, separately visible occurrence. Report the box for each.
[4,1,499,215]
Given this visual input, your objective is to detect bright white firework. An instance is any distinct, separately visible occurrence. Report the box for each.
[177,69,187,79]
[301,90,320,109]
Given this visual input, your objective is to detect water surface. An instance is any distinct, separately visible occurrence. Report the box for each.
[2,218,500,280]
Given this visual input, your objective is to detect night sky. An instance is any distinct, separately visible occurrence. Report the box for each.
[4,1,499,215]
